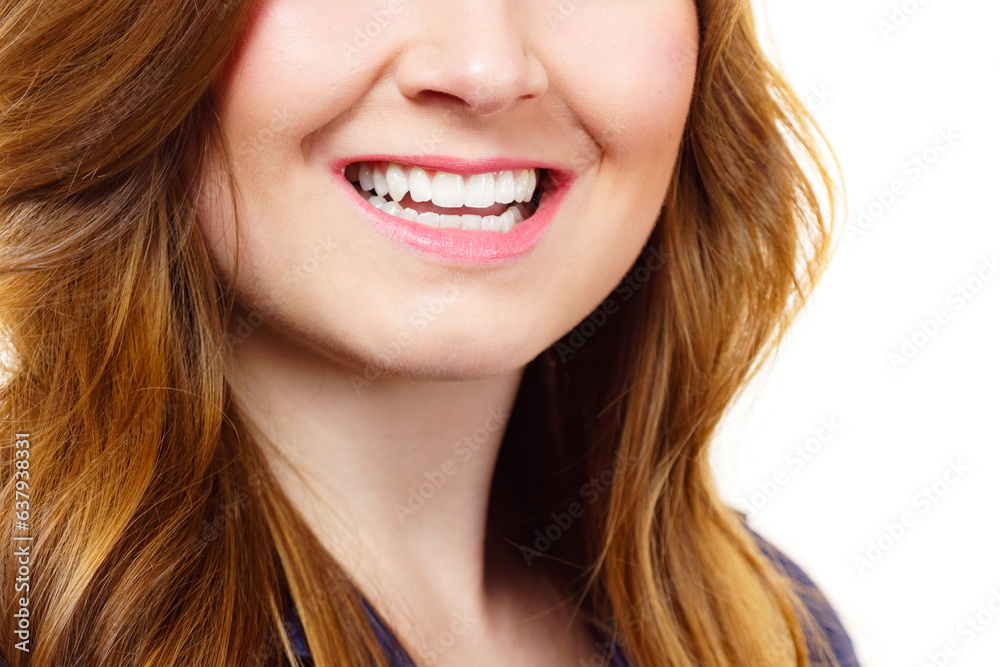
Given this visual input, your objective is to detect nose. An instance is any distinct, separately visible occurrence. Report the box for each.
[394,3,548,116]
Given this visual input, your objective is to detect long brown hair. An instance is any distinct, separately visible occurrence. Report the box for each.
[0,0,842,664]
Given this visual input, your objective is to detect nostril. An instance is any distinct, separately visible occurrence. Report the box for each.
[395,41,547,118]
[412,89,472,111]
[406,87,513,117]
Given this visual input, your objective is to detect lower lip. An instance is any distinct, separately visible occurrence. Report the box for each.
[334,170,572,264]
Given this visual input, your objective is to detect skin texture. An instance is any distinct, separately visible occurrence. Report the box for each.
[191,0,698,663]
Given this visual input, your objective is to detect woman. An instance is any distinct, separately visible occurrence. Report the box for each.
[0,0,858,665]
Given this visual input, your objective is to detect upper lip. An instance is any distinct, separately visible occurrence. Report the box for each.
[332,154,573,181]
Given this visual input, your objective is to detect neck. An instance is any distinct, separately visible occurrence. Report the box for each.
[225,317,525,635]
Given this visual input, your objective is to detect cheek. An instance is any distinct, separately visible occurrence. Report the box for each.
[212,0,403,185]
[535,2,698,292]
[195,0,395,288]
[544,2,699,162]
[538,3,698,309]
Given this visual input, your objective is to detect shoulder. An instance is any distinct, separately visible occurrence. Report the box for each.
[743,519,862,666]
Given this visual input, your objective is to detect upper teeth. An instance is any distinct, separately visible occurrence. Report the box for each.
[356,162,539,208]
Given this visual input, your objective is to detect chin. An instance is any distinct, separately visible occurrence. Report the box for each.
[360,327,548,382]
[273,310,550,384]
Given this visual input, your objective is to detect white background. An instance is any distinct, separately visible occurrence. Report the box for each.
[710,1,1000,666]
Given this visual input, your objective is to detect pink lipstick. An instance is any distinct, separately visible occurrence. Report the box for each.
[331,155,574,264]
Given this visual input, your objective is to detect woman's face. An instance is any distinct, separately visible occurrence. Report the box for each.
[193,0,699,379]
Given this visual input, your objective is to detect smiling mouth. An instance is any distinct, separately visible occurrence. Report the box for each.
[345,161,545,233]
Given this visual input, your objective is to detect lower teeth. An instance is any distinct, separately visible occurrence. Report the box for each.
[352,182,536,233]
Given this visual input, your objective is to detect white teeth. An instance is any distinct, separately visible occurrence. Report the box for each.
[351,162,540,208]
[499,209,516,233]
[358,163,375,192]
[481,215,503,232]
[351,161,541,233]
[513,170,531,203]
[439,214,462,229]
[416,212,439,228]
[369,201,525,234]
[386,163,408,203]
[431,172,464,208]
[463,173,496,208]
[408,167,433,203]
[495,171,515,204]
[372,165,389,197]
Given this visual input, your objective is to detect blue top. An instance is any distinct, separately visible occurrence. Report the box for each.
[287,526,860,666]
